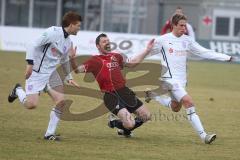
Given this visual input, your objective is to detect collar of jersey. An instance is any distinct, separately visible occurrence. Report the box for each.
[62,26,69,38]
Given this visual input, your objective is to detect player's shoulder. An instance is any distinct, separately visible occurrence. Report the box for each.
[44,26,62,37]
[180,34,193,42]
[45,26,61,33]
[157,33,171,41]
[111,52,124,59]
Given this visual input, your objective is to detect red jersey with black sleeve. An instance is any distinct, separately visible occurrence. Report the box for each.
[83,52,126,92]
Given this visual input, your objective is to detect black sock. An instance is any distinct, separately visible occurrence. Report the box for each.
[112,120,125,130]
[112,120,131,134]
[129,117,144,131]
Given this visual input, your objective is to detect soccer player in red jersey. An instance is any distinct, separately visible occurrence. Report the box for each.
[70,33,155,137]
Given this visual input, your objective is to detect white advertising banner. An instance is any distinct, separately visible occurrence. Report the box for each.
[0,26,158,59]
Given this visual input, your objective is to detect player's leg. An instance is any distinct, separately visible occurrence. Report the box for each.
[131,104,151,131]
[145,90,182,112]
[8,72,49,109]
[118,87,150,133]
[104,89,137,137]
[8,83,40,109]
[117,108,135,130]
[176,91,216,144]
[44,85,65,140]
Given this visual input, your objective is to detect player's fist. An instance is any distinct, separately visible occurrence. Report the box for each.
[67,79,80,88]
[25,65,33,79]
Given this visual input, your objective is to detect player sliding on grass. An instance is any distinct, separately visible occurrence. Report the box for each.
[70,33,154,137]
[8,11,82,141]
[145,14,234,144]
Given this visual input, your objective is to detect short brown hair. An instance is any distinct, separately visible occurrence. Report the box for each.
[95,33,108,45]
[62,11,82,27]
[172,14,187,26]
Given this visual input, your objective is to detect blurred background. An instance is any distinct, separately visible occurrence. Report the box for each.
[1,0,240,40]
[0,0,240,55]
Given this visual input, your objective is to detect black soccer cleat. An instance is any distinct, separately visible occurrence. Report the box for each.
[44,135,60,141]
[8,83,21,103]
[117,129,133,138]
[144,90,152,103]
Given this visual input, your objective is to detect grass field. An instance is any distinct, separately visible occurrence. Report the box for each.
[0,51,240,160]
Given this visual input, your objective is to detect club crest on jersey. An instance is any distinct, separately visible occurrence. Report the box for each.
[169,48,173,54]
[51,47,58,56]
[111,55,117,62]
[27,85,33,91]
[63,46,67,53]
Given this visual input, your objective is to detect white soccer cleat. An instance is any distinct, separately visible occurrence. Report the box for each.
[144,89,158,103]
[204,134,217,144]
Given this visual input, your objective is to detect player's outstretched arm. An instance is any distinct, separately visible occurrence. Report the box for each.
[190,40,231,61]
[125,39,155,68]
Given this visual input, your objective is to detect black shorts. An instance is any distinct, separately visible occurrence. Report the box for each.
[103,87,143,115]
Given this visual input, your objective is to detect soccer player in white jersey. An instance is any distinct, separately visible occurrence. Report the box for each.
[8,11,82,141]
[146,14,233,144]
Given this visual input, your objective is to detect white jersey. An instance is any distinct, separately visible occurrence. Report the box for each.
[151,33,231,85]
[26,26,72,78]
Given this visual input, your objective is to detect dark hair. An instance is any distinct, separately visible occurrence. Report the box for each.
[62,11,82,27]
[95,33,108,45]
[176,6,182,10]
[172,14,187,26]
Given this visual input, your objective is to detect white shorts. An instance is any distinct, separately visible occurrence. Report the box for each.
[25,71,63,95]
[160,79,187,102]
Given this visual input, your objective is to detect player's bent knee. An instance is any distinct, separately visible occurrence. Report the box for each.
[54,100,66,112]
[181,97,194,108]
[56,100,66,107]
[171,106,181,112]
[140,112,151,122]
[25,102,38,109]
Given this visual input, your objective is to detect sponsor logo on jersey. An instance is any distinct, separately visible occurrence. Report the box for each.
[107,62,119,69]
[63,46,67,53]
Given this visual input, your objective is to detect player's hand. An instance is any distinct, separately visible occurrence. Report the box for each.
[229,56,240,63]
[69,42,77,58]
[67,79,80,88]
[25,65,33,79]
[146,39,155,53]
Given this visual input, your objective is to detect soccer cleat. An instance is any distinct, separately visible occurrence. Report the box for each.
[44,135,60,141]
[8,83,21,103]
[108,114,117,128]
[117,129,133,138]
[204,134,217,144]
[144,90,153,103]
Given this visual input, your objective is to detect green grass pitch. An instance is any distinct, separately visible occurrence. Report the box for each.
[0,51,240,160]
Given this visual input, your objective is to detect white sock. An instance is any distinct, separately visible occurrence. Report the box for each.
[155,96,171,108]
[186,107,207,140]
[45,108,62,137]
[16,87,26,104]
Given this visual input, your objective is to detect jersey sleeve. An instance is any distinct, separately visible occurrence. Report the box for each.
[189,39,231,61]
[149,39,163,56]
[26,27,57,61]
